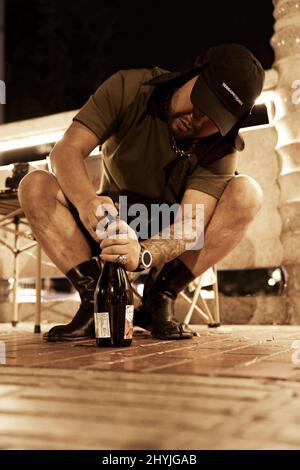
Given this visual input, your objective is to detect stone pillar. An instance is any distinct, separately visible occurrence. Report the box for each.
[0,0,5,123]
[271,0,300,323]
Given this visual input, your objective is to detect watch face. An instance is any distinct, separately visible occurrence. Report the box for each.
[142,250,152,267]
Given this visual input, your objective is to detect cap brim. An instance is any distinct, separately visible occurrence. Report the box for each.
[191,75,238,136]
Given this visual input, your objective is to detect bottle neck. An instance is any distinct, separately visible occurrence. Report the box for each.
[102,261,129,286]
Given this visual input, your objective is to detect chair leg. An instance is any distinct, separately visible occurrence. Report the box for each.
[34,243,42,333]
[208,265,221,328]
[12,220,19,327]
[181,265,221,328]
[183,277,203,325]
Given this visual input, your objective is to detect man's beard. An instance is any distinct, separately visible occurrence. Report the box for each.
[169,115,195,140]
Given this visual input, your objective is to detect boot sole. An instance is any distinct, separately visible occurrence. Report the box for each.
[43,335,94,342]
[151,332,193,340]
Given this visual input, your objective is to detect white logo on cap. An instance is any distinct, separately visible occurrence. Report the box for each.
[222,82,243,106]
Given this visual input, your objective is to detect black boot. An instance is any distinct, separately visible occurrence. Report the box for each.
[136,258,195,340]
[44,258,101,342]
[133,268,157,330]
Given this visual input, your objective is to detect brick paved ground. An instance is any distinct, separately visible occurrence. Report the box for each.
[0,323,300,449]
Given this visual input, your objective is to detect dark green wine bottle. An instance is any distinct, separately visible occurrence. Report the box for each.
[94,261,134,347]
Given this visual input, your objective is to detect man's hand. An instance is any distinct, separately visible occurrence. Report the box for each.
[77,195,118,243]
[99,219,141,272]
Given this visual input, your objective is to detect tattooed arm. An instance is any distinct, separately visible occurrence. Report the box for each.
[100,189,218,271]
[142,189,217,267]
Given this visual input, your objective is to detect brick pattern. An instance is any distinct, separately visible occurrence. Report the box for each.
[0,323,300,449]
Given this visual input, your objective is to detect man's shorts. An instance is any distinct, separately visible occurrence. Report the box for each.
[64,191,178,258]
[65,197,101,257]
[65,171,238,256]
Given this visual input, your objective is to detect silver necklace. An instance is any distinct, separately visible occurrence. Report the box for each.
[165,91,198,159]
[169,133,198,159]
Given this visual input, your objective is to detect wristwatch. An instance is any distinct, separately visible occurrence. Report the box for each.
[135,243,152,271]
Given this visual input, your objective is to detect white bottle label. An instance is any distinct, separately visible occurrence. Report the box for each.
[94,312,111,338]
[124,305,134,339]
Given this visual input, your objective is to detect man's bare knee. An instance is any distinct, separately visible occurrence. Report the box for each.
[18,169,66,209]
[224,175,263,220]
[19,170,54,202]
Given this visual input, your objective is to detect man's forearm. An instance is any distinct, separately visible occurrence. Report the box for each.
[50,142,97,208]
[142,209,202,267]
[142,235,186,267]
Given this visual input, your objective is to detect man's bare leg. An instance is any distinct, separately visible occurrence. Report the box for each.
[179,175,264,275]
[134,175,263,339]
[18,169,100,341]
[18,169,94,273]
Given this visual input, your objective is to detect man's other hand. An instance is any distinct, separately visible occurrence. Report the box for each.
[77,195,118,243]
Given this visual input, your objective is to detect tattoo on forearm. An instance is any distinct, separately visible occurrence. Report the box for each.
[142,207,203,267]
[142,236,186,267]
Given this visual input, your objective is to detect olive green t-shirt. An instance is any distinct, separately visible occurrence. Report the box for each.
[73,67,240,204]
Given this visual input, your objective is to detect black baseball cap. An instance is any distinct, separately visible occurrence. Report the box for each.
[190,44,265,136]
[146,43,265,138]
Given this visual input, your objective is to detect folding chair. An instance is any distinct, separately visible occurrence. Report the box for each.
[0,188,42,333]
[181,265,220,327]
[129,265,220,328]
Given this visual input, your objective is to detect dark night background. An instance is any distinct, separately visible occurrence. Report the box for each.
[4,0,275,123]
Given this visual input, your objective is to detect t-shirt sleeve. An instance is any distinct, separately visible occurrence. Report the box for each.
[73,72,124,143]
[185,151,238,199]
